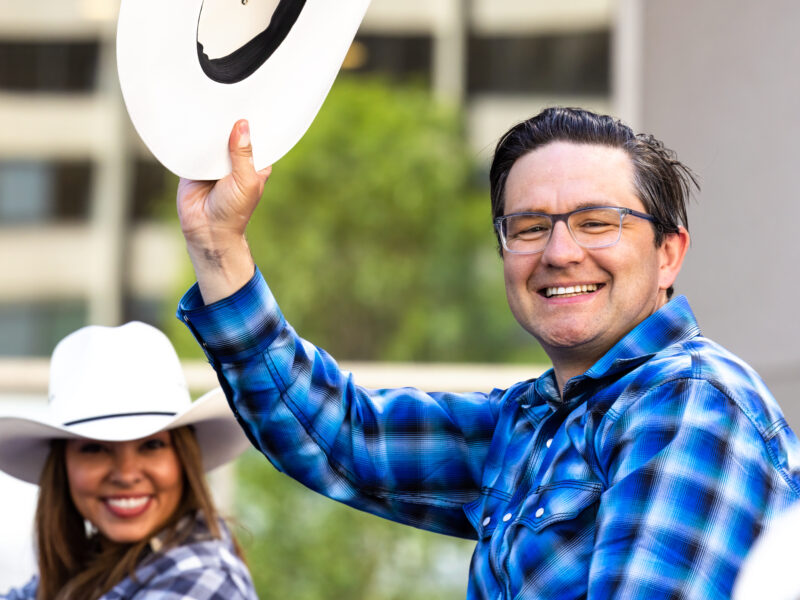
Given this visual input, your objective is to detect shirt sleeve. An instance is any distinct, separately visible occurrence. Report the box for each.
[589,377,795,599]
[177,268,500,539]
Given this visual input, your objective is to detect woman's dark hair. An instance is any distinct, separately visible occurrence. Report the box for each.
[489,106,698,247]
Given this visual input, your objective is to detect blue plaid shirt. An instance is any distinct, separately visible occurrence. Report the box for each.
[2,513,256,600]
[178,268,800,599]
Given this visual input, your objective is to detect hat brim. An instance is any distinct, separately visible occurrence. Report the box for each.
[117,0,371,180]
[0,388,250,485]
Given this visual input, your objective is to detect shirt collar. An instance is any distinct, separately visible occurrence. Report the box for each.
[583,295,700,381]
[533,295,701,405]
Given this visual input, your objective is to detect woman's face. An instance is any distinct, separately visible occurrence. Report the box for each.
[65,431,184,543]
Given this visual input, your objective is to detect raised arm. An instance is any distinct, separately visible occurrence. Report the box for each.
[177,120,271,304]
[175,120,499,538]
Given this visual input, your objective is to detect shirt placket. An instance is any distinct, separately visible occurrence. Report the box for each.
[489,405,565,598]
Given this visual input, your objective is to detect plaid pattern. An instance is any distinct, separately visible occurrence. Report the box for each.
[178,268,800,599]
[2,514,256,600]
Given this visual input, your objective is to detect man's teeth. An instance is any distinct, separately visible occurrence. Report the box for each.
[106,497,149,510]
[545,284,598,298]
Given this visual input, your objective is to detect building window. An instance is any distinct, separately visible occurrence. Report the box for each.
[130,159,173,222]
[347,35,433,85]
[123,296,165,330]
[0,161,91,224]
[0,41,99,92]
[0,301,86,356]
[468,30,610,95]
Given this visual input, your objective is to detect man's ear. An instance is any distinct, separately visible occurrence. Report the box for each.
[658,227,690,292]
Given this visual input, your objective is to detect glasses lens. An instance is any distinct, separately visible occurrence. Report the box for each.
[568,208,623,248]
[503,214,552,253]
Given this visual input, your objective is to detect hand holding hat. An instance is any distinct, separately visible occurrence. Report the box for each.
[178,120,268,305]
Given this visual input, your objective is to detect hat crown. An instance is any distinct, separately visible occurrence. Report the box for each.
[48,322,191,428]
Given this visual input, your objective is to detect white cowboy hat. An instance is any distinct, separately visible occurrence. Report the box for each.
[116,0,371,180]
[0,322,250,485]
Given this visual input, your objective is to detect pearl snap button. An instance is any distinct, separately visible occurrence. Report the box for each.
[502,513,512,522]
[535,507,545,518]
[482,517,491,526]
[546,438,553,448]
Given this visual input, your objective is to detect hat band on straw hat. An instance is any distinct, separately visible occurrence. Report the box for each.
[199,0,307,84]
[63,411,177,427]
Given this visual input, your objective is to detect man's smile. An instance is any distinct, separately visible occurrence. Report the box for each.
[540,283,603,298]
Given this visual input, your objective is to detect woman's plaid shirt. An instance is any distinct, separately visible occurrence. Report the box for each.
[179,269,800,599]
[2,514,256,599]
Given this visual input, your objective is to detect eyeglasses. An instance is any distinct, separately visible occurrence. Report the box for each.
[494,206,657,255]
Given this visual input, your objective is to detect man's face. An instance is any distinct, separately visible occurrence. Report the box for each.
[502,141,679,373]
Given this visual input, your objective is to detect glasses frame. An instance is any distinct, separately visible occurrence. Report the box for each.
[494,206,657,255]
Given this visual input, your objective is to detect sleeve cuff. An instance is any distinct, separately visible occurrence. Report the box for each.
[176,266,286,363]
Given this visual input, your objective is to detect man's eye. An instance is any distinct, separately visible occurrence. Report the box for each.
[575,218,617,230]
[511,222,550,238]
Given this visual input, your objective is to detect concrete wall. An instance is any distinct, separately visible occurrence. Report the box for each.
[618,0,800,428]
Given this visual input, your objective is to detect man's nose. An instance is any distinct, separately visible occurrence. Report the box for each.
[540,221,585,266]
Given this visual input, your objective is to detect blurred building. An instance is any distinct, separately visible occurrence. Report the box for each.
[0,0,613,355]
[2,0,797,429]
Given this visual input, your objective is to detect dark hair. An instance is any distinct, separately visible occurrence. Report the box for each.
[490,107,697,247]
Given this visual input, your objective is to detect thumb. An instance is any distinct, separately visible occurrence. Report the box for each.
[230,119,255,171]
[227,119,269,200]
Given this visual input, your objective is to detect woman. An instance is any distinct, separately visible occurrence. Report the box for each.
[0,322,257,599]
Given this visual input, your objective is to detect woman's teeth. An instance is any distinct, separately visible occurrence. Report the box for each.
[545,284,598,298]
[106,497,149,510]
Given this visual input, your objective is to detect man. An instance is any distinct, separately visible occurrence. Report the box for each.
[176,108,800,599]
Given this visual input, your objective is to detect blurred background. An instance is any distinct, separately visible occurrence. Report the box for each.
[1,0,799,597]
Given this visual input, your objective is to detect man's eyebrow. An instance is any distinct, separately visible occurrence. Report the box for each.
[572,200,622,210]
[515,200,622,213]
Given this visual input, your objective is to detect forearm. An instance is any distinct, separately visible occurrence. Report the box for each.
[176,119,269,306]
[214,323,487,537]
[184,231,255,305]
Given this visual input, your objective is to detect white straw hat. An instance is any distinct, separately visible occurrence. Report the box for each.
[116,0,371,180]
[0,322,250,485]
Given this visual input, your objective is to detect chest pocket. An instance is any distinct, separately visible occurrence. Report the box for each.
[520,480,601,532]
